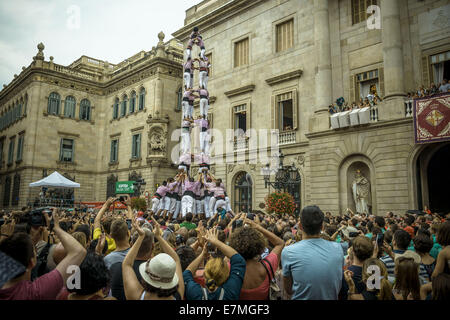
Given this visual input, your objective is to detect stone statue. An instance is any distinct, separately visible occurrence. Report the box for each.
[352,169,371,214]
[149,129,166,152]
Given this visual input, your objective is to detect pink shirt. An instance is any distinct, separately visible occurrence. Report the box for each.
[182,120,191,128]
[184,180,201,193]
[168,181,179,193]
[0,269,64,300]
[183,60,193,72]
[179,153,191,165]
[183,90,191,99]
[198,88,209,98]
[239,252,279,300]
[194,119,209,129]
[155,185,169,197]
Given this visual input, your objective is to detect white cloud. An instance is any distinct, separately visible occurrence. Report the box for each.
[0,0,195,86]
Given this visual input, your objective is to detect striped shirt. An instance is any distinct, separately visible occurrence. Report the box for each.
[380,250,429,284]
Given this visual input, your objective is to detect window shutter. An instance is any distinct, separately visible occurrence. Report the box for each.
[137,134,141,158]
[349,75,356,103]
[110,141,114,162]
[132,136,136,158]
[292,89,298,130]
[378,67,384,97]
[71,140,75,162]
[59,139,63,161]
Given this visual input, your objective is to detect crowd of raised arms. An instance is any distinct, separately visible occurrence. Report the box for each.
[1,186,449,301]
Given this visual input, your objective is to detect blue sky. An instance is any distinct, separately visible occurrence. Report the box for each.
[0,0,195,86]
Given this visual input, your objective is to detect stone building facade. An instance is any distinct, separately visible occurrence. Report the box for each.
[173,0,450,215]
[0,32,184,208]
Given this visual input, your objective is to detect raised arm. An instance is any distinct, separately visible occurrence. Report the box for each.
[152,218,185,298]
[245,217,284,260]
[94,197,115,230]
[53,209,87,283]
[204,227,238,259]
[186,244,208,274]
[123,218,145,300]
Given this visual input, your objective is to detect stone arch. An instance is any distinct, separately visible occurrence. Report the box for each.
[408,142,450,211]
[231,170,254,213]
[339,154,377,215]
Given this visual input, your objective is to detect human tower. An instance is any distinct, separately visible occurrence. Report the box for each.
[149,27,233,221]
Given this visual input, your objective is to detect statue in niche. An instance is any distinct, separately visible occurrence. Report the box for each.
[149,128,166,153]
[352,169,371,214]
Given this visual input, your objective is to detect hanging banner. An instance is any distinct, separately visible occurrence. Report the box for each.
[414,93,450,144]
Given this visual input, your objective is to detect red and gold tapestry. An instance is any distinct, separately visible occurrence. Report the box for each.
[414,93,450,144]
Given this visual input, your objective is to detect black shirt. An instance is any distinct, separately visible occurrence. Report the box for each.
[110,260,144,300]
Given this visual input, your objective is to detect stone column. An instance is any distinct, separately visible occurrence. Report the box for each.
[310,0,333,132]
[154,77,163,118]
[380,0,405,99]
[378,0,406,120]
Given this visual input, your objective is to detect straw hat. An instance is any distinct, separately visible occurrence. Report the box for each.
[139,253,178,290]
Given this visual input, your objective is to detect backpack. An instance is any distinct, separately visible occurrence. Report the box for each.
[202,287,225,300]
[31,242,52,281]
[260,257,282,300]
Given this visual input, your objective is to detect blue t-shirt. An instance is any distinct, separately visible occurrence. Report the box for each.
[281,238,344,300]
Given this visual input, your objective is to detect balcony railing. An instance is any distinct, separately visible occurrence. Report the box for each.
[233,137,248,151]
[279,131,296,145]
[404,100,413,117]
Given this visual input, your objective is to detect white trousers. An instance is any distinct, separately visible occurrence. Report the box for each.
[190,75,194,90]
[209,197,216,215]
[183,72,191,89]
[163,196,170,211]
[204,195,211,218]
[181,131,191,153]
[186,49,191,59]
[199,71,207,89]
[182,101,190,119]
[200,131,209,153]
[181,195,195,217]
[205,75,209,89]
[225,196,232,212]
[200,49,206,60]
[151,198,160,212]
[200,98,209,117]
[196,199,204,214]
[169,197,177,213]
[173,200,181,219]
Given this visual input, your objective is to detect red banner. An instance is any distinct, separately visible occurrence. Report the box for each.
[414,93,450,144]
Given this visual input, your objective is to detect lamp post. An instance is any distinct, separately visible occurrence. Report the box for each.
[262,151,301,215]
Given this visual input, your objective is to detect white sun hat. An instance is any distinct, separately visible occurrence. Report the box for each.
[139,253,179,290]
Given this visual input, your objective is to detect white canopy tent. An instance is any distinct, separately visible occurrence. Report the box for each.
[29,171,80,188]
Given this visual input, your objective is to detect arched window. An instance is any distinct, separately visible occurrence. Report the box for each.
[139,88,145,111]
[64,96,76,118]
[18,99,23,119]
[80,99,91,120]
[176,87,182,111]
[121,95,128,117]
[233,172,252,213]
[24,95,28,115]
[113,98,119,119]
[47,92,61,115]
[130,91,136,113]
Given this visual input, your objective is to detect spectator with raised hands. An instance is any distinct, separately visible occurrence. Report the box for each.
[229,217,284,300]
[93,197,117,255]
[0,209,86,299]
[183,227,246,300]
[122,218,184,300]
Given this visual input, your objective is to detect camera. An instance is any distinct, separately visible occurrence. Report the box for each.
[176,234,185,246]
[246,213,255,220]
[376,233,384,246]
[29,209,46,227]
[349,231,359,238]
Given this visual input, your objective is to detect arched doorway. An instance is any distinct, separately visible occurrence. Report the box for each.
[416,142,450,213]
[233,172,252,213]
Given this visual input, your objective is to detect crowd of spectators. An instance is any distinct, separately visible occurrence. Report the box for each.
[407,79,450,99]
[0,198,449,301]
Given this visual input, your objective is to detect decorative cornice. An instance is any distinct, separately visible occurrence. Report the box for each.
[224,85,255,98]
[130,126,144,132]
[172,0,268,41]
[110,132,121,138]
[57,131,80,138]
[265,69,303,86]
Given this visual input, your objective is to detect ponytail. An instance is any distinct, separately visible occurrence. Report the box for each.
[378,277,393,300]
